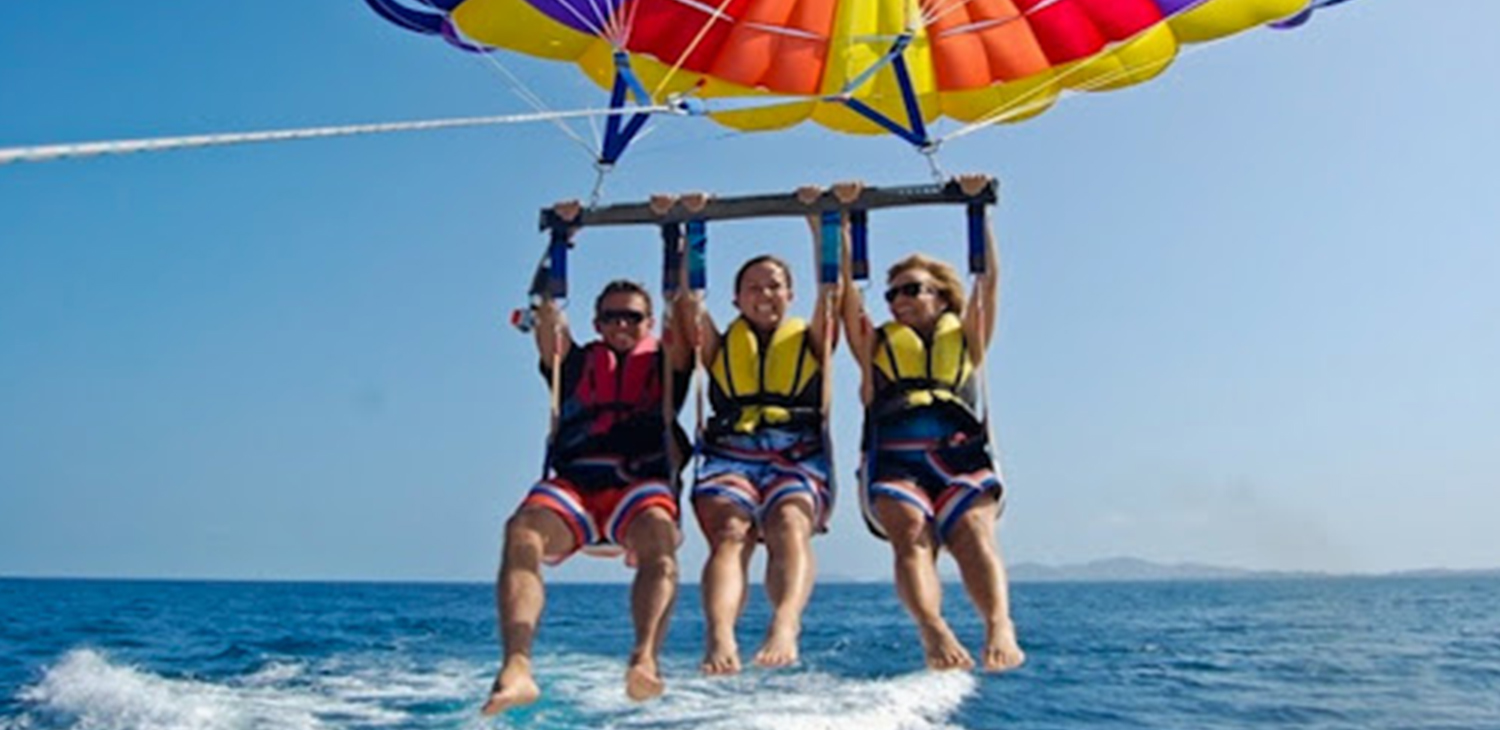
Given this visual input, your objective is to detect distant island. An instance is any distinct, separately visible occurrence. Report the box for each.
[1004,557,1500,583]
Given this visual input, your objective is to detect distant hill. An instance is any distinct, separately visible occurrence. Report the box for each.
[1007,557,1500,582]
[1009,557,1314,582]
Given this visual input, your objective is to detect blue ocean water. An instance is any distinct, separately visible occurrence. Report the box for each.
[2,576,1497,729]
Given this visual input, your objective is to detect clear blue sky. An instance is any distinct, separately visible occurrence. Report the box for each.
[2,2,1496,582]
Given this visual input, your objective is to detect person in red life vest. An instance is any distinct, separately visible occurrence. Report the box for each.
[837,175,1025,673]
[483,201,692,715]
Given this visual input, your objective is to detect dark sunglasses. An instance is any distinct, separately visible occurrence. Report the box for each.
[597,309,647,326]
[884,282,933,304]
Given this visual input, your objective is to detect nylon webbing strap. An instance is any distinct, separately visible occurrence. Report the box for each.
[661,223,683,296]
[600,51,653,165]
[686,219,707,291]
[544,217,571,299]
[850,209,870,282]
[966,201,986,276]
[819,209,841,285]
[890,48,930,148]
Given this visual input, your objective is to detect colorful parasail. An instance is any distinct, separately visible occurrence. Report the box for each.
[367,0,1359,161]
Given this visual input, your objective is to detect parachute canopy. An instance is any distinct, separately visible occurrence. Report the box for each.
[369,0,1347,143]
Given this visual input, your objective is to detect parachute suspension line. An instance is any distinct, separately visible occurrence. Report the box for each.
[616,0,647,50]
[587,166,611,209]
[538,216,574,479]
[545,332,563,479]
[923,0,1067,32]
[923,145,947,182]
[817,208,843,505]
[650,0,741,100]
[0,110,664,167]
[660,221,686,493]
[685,217,710,487]
[593,0,629,44]
[544,0,614,42]
[938,46,1172,145]
[965,200,995,440]
[834,33,932,150]
[473,50,597,161]
[918,0,977,29]
[937,10,1224,146]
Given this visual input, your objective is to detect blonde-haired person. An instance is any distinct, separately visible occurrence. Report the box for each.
[674,187,841,674]
[837,175,1025,672]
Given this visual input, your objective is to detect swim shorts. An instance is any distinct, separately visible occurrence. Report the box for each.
[860,427,1003,543]
[520,454,680,563]
[692,428,833,533]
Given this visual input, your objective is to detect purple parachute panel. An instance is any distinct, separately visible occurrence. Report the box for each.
[522,0,627,37]
[1149,0,1207,17]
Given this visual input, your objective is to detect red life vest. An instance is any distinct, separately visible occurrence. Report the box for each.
[567,335,663,439]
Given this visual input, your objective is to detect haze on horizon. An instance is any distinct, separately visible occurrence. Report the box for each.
[2,3,1496,583]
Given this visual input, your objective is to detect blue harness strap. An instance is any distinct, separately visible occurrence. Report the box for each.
[661,223,683,296]
[966,201,986,275]
[819,209,842,285]
[849,209,870,282]
[548,226,569,298]
[686,219,707,292]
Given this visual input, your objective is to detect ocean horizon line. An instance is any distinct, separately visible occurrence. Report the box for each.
[4,560,1497,587]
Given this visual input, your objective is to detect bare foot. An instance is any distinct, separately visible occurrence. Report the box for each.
[701,633,741,675]
[982,623,1026,672]
[480,659,541,716]
[752,620,800,668]
[625,652,665,701]
[918,621,975,671]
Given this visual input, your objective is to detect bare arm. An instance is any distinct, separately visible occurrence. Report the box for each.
[535,199,582,365]
[956,174,1000,363]
[833,181,872,370]
[797,185,842,359]
[533,296,572,365]
[830,181,879,405]
[647,193,696,373]
[672,192,723,368]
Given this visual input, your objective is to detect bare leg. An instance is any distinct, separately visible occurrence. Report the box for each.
[695,495,756,675]
[482,508,576,715]
[753,497,816,668]
[945,496,1025,672]
[874,494,974,671]
[623,507,680,701]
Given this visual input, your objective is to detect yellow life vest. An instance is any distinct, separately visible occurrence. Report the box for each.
[709,316,821,435]
[871,311,976,414]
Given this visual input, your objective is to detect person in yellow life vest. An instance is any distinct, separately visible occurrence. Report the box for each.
[838,175,1025,674]
[674,186,841,675]
[484,201,692,716]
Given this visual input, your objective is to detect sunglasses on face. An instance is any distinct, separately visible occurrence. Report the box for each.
[884,282,933,304]
[597,309,647,326]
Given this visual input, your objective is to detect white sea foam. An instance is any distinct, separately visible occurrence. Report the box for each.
[9,649,442,730]
[542,654,977,730]
[10,648,977,730]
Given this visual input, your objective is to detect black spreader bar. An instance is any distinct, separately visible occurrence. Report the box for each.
[538,179,999,230]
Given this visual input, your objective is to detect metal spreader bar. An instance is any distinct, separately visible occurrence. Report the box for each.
[537,179,998,231]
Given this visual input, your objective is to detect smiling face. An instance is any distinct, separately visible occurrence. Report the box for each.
[593,290,653,352]
[734,259,794,332]
[885,267,948,331]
